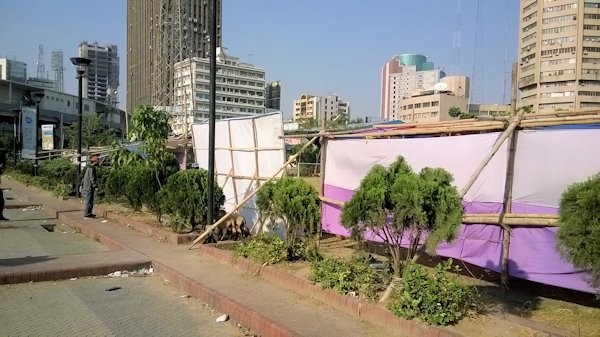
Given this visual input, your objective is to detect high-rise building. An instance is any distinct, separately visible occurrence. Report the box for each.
[0,58,27,83]
[518,0,600,112]
[170,48,265,135]
[293,93,350,123]
[126,0,222,114]
[380,54,445,120]
[78,42,119,103]
[265,81,281,110]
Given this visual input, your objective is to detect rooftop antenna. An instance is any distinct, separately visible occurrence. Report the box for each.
[470,0,484,104]
[452,0,461,75]
[36,44,47,79]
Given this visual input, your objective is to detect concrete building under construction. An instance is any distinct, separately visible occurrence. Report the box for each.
[126,0,222,114]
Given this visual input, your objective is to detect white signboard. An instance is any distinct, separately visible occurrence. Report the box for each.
[42,124,54,150]
[21,106,37,159]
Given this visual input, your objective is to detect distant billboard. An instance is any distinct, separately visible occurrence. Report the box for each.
[42,124,54,150]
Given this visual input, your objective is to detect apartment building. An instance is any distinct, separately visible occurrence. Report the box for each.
[519,0,600,112]
[171,48,265,134]
[293,94,350,122]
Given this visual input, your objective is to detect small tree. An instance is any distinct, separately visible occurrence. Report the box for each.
[341,156,463,276]
[64,114,117,149]
[557,173,600,296]
[256,177,321,260]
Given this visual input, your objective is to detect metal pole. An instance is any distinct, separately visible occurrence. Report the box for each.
[207,0,218,229]
[34,102,40,175]
[77,71,83,198]
[13,115,17,167]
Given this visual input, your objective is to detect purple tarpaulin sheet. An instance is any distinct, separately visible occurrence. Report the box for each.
[322,184,595,293]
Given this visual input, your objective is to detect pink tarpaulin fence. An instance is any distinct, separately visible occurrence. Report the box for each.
[321,126,600,293]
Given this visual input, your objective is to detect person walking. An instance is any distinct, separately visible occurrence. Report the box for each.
[82,155,99,219]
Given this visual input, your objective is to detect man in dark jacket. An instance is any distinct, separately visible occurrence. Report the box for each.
[82,155,99,218]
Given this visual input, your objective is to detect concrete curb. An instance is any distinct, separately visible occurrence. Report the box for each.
[197,245,463,337]
[103,211,199,245]
[0,259,152,285]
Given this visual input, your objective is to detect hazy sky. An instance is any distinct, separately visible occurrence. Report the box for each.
[0,0,519,119]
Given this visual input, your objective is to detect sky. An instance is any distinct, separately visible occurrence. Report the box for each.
[0,0,519,119]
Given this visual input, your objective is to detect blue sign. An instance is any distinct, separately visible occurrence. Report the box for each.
[21,106,37,159]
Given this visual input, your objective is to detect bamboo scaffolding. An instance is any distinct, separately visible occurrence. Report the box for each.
[318,196,559,226]
[194,146,283,151]
[227,120,240,206]
[459,113,524,198]
[188,136,320,249]
[331,121,507,139]
[499,125,518,287]
[251,118,264,233]
[214,173,273,180]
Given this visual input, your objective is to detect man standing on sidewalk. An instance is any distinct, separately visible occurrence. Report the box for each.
[82,155,98,219]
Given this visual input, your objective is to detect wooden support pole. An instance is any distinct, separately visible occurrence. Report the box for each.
[188,136,320,249]
[499,126,519,288]
[460,112,524,198]
[227,120,240,207]
[251,117,264,233]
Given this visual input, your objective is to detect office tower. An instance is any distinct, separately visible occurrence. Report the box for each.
[0,58,27,83]
[519,0,600,112]
[265,81,281,110]
[380,54,445,120]
[126,0,222,114]
[78,42,119,103]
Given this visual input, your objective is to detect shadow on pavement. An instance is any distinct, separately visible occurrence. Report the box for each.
[0,255,57,266]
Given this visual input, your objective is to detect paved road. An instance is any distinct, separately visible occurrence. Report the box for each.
[0,275,251,337]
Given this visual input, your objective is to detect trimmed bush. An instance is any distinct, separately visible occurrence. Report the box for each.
[160,169,225,229]
[387,259,478,326]
[557,173,600,295]
[309,252,383,299]
[234,234,287,265]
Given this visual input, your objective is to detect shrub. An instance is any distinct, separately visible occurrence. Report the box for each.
[557,173,600,295]
[39,157,77,186]
[15,160,34,175]
[125,163,159,212]
[234,234,287,265]
[52,183,72,198]
[387,259,477,326]
[309,252,383,299]
[160,169,225,229]
[256,177,321,260]
[341,156,462,276]
[104,167,129,202]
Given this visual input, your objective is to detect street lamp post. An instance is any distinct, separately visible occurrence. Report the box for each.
[31,92,45,175]
[70,57,91,198]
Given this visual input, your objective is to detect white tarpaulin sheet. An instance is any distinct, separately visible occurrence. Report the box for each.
[325,132,509,203]
[192,112,285,229]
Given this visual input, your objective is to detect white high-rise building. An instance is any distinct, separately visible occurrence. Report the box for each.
[172,48,265,135]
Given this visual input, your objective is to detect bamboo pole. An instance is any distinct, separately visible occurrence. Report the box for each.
[251,117,264,233]
[214,173,273,180]
[227,120,240,206]
[460,113,524,198]
[188,136,320,249]
[194,146,283,151]
[499,127,518,287]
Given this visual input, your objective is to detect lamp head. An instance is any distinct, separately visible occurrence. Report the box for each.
[31,91,45,104]
[70,57,92,74]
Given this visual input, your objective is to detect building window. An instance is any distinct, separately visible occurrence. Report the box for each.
[84,104,89,112]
